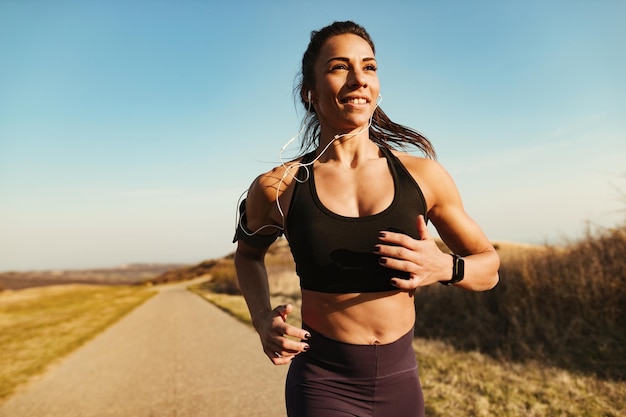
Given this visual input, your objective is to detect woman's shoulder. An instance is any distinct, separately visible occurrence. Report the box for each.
[389,149,447,178]
[390,149,459,209]
[247,159,304,210]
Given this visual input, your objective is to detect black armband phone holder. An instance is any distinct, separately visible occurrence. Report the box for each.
[232,198,283,248]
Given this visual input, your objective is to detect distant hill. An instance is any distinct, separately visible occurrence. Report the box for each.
[144,259,221,285]
[0,238,541,292]
[0,238,544,291]
[0,263,189,291]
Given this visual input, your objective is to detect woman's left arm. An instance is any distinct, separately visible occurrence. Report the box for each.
[376,158,499,291]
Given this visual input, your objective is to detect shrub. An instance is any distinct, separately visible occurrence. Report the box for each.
[205,259,241,295]
[413,225,626,379]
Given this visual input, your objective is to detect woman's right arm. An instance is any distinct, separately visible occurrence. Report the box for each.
[234,174,310,365]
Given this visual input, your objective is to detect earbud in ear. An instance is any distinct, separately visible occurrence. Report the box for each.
[307,90,312,103]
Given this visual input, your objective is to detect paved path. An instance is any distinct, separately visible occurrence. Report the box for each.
[0,279,289,417]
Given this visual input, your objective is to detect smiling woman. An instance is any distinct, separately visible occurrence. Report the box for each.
[295,22,437,158]
[233,20,500,417]
[309,33,380,134]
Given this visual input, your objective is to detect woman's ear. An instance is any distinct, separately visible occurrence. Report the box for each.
[302,90,313,103]
[301,86,314,103]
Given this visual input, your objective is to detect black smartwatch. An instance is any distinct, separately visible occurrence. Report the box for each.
[440,254,465,286]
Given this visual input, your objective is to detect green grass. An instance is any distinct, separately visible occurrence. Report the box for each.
[193,286,626,417]
[0,284,155,401]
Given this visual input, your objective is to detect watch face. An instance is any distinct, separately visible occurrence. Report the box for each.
[454,256,465,283]
[440,254,464,285]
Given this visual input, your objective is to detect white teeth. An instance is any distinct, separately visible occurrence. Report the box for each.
[346,98,367,104]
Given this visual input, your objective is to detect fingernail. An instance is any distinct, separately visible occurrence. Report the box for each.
[373,245,381,253]
[379,258,387,264]
[304,333,311,340]
[303,345,310,351]
[378,232,386,238]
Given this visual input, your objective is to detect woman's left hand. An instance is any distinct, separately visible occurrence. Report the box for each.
[375,215,452,291]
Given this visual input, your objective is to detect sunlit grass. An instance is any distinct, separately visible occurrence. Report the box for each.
[0,284,155,401]
[194,286,626,416]
[416,339,626,417]
[189,283,301,328]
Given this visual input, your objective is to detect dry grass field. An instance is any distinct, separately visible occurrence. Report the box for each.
[193,225,626,416]
[192,284,626,416]
[0,284,155,401]
[2,223,623,415]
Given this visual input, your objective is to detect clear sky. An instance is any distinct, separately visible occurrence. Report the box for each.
[1,0,625,271]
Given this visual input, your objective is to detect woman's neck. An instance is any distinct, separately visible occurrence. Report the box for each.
[316,131,379,167]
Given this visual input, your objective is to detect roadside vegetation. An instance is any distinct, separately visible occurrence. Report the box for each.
[2,222,623,414]
[191,224,626,416]
[0,285,155,401]
[413,225,626,380]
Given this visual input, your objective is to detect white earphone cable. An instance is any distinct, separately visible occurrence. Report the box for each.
[236,94,383,238]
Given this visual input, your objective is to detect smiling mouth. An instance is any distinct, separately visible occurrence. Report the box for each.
[340,97,369,105]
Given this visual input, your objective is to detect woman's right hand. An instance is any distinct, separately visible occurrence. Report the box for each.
[254,304,311,365]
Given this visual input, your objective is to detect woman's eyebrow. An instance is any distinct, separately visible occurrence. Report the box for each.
[325,56,377,65]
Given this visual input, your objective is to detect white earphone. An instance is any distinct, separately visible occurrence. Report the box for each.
[307,90,312,103]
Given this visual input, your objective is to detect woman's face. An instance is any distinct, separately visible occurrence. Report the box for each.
[311,33,380,135]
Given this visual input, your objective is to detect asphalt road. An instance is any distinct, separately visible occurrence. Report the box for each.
[0,279,289,417]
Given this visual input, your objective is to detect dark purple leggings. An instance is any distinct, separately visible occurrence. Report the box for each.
[285,324,425,417]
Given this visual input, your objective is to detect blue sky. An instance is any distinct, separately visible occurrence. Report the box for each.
[1,0,625,271]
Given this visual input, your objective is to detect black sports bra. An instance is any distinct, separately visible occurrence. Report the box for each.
[286,146,428,293]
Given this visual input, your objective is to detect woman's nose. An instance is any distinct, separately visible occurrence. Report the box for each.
[348,69,367,88]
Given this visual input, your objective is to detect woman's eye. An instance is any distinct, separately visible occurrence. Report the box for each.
[365,64,378,71]
[331,64,348,71]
